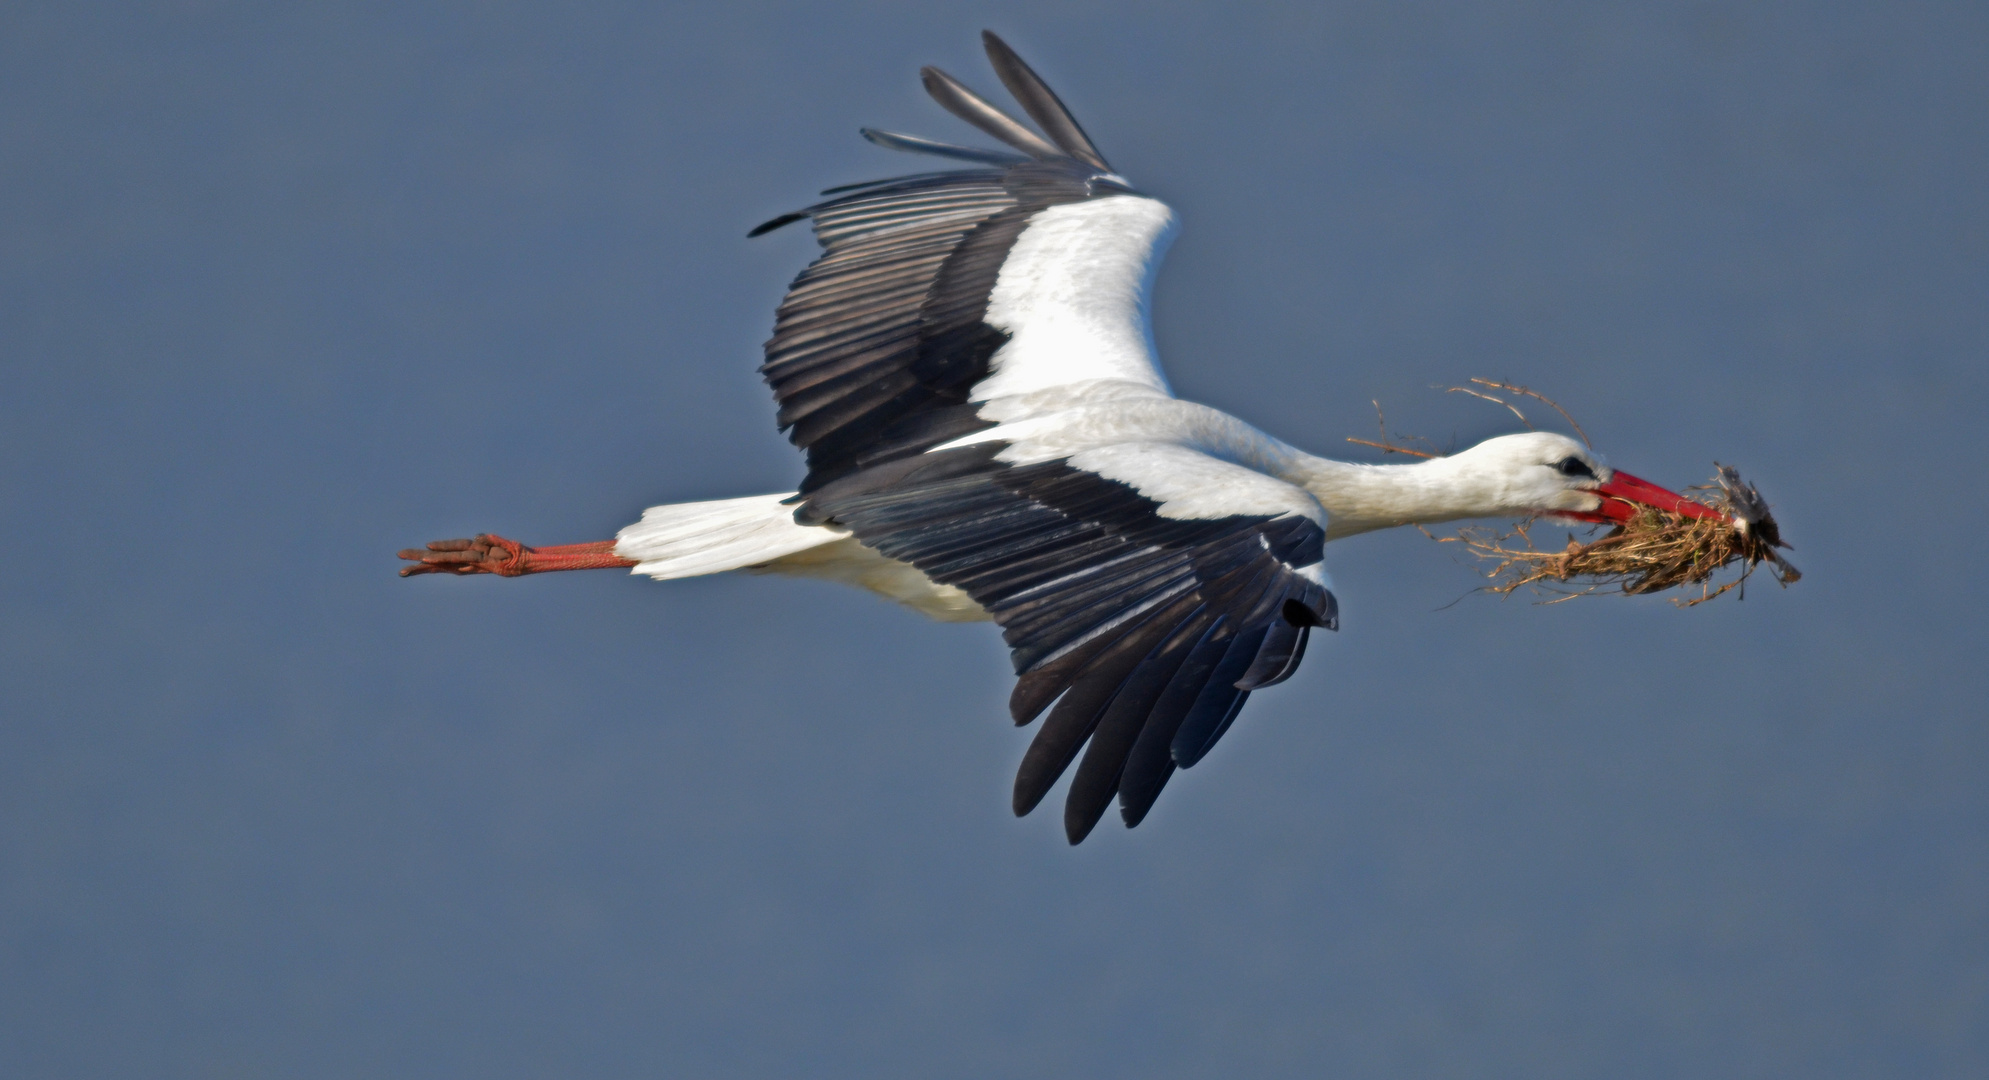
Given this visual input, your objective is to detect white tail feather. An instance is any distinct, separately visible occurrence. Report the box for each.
[612,492,990,622]
[614,493,838,580]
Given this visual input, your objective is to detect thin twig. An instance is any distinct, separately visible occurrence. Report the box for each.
[1445,385,1533,428]
[1345,437,1438,458]
[1347,398,1442,457]
[1469,378,1591,449]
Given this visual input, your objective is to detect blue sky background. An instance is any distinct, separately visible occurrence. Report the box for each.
[3,3,1984,1077]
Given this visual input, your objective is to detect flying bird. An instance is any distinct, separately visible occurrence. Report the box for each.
[399,32,1726,843]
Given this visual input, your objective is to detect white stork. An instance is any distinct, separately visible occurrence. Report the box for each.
[400,32,1723,843]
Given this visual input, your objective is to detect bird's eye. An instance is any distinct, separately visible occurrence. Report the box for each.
[1554,456,1596,479]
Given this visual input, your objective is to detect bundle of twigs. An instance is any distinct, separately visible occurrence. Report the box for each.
[1441,465,1801,606]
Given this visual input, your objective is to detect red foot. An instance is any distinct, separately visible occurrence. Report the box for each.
[396,534,635,577]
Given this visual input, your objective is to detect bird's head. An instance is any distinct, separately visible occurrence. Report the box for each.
[1444,432,1724,525]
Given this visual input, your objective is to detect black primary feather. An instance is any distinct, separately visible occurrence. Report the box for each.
[980,31,1111,170]
[758,162,1108,494]
[1062,606,1215,842]
[860,127,1030,166]
[1116,619,1238,826]
[747,210,809,238]
[918,65,1064,160]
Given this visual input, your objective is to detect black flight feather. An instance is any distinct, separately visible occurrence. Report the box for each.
[860,127,1030,166]
[1117,618,1237,826]
[1062,606,1214,842]
[1237,622,1306,691]
[1010,591,1201,817]
[918,65,1064,160]
[747,211,809,238]
[1170,624,1270,768]
[980,31,1111,171]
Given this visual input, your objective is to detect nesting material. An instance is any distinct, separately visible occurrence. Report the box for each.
[1444,465,1801,606]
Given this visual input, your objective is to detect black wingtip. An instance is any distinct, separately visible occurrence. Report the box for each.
[1065,792,1111,843]
[1063,764,1114,843]
[979,29,1111,170]
[1118,767,1172,828]
[859,127,1029,166]
[1064,814,1098,845]
[918,63,1063,160]
[747,211,807,238]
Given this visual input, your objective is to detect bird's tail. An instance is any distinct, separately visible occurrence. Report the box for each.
[613,493,840,580]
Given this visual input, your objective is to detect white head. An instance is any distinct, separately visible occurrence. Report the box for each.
[1439,432,1613,519]
[1434,430,1724,527]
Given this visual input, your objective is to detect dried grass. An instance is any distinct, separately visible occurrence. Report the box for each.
[1438,466,1802,606]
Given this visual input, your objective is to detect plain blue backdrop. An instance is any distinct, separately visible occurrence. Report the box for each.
[3,3,1983,1077]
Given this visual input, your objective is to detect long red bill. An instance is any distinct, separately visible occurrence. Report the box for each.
[1567,470,1725,525]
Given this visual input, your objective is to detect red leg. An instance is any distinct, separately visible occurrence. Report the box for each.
[396,534,637,577]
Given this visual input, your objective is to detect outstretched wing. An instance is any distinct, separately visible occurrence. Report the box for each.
[756,33,1336,843]
[753,34,1176,495]
[800,442,1335,844]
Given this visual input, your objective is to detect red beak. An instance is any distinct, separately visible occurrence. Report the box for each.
[1565,470,1725,525]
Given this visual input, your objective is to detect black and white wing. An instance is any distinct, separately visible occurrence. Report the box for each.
[754,33,1336,843]
[752,32,1172,494]
[798,445,1336,844]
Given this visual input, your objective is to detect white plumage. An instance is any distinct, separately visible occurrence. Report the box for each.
[977,197,1179,399]
[615,493,829,581]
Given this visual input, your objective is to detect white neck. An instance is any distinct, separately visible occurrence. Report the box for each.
[968,392,1591,540]
[1272,451,1542,541]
